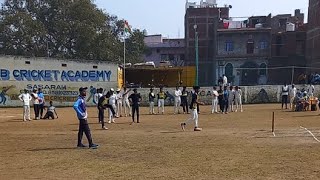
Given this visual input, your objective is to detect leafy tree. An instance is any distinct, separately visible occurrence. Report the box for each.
[0,0,146,63]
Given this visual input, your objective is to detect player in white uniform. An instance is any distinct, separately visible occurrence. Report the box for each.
[281,83,289,109]
[108,88,117,123]
[223,75,228,87]
[116,88,123,117]
[18,89,32,121]
[234,86,243,112]
[290,84,297,111]
[93,88,103,106]
[212,87,219,114]
[122,87,131,117]
[149,88,156,114]
[181,86,203,132]
[228,86,235,112]
[307,83,315,97]
[174,87,182,114]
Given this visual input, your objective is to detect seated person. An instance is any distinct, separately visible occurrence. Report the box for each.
[301,92,310,111]
[43,101,58,119]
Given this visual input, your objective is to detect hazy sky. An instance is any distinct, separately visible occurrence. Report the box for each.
[96,0,309,38]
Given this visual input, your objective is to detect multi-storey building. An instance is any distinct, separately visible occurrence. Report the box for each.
[307,0,320,68]
[184,0,229,86]
[144,35,185,66]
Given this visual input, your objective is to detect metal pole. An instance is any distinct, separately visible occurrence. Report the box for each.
[123,38,126,88]
[195,31,199,86]
[291,66,294,85]
[47,40,49,58]
[272,112,275,133]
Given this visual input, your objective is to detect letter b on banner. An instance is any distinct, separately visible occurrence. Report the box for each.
[0,69,10,80]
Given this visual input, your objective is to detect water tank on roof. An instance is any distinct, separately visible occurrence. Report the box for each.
[286,22,295,32]
[206,0,217,6]
[255,23,263,29]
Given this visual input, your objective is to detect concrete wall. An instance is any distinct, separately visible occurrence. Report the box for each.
[0,56,118,107]
[130,85,320,106]
[217,31,271,57]
[216,59,268,86]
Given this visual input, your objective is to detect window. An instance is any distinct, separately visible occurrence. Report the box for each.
[93,65,98,69]
[259,63,267,76]
[259,41,268,49]
[279,18,287,28]
[169,54,175,61]
[276,35,282,56]
[225,41,234,52]
[160,54,168,61]
[247,40,254,54]
[225,63,234,79]
[25,61,30,65]
[180,54,185,61]
[296,41,304,55]
[156,49,161,53]
[62,63,67,67]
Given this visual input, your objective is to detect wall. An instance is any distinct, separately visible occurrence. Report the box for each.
[216,30,271,86]
[216,59,268,86]
[185,7,225,86]
[0,56,118,107]
[307,0,320,68]
[217,30,271,57]
[128,85,320,106]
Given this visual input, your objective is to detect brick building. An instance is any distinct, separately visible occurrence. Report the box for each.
[144,35,185,66]
[216,28,271,86]
[271,9,304,33]
[184,0,229,86]
[307,0,320,68]
[269,30,307,84]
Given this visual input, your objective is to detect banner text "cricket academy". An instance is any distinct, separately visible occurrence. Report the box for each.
[0,69,112,82]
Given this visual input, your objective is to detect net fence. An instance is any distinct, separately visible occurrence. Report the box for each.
[231,66,320,86]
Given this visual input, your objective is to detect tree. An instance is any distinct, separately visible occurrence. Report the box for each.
[0,0,146,63]
[125,29,147,64]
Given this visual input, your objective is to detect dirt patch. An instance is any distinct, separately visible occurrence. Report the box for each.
[1,104,320,179]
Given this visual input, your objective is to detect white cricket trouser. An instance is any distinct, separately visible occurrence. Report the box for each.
[228,98,234,112]
[116,101,122,117]
[149,101,155,114]
[184,109,199,128]
[123,99,131,116]
[290,96,295,108]
[158,99,165,113]
[23,105,30,121]
[109,104,117,121]
[174,97,181,114]
[234,97,243,112]
[212,99,218,113]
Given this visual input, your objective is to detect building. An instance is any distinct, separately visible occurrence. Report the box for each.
[216,28,271,86]
[307,0,320,68]
[271,9,304,33]
[215,9,306,86]
[269,29,307,84]
[144,35,185,66]
[185,0,229,86]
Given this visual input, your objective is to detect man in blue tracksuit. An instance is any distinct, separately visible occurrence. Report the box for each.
[73,87,99,149]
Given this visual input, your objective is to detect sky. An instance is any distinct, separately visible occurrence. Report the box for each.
[95,0,309,38]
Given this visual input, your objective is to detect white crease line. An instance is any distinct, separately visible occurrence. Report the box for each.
[272,132,276,137]
[300,126,320,143]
